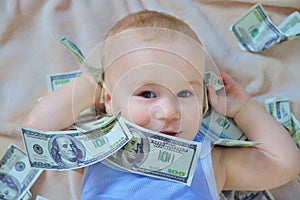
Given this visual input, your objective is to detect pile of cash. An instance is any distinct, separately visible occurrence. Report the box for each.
[230,3,300,52]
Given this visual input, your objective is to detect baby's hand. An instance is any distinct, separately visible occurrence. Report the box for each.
[208,71,250,118]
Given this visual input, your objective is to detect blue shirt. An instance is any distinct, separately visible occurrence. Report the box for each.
[81,139,219,200]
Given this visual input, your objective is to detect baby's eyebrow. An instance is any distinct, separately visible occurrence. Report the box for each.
[188,80,203,87]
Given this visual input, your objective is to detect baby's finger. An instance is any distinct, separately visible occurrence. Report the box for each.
[207,86,227,116]
[207,86,219,108]
[220,71,237,89]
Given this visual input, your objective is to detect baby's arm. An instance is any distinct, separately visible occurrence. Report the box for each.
[22,71,101,131]
[210,72,300,192]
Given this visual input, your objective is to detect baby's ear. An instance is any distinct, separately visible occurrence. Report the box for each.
[103,87,112,114]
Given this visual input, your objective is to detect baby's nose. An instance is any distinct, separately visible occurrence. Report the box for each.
[152,98,181,121]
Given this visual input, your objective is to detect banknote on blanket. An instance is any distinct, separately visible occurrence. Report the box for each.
[230,3,300,52]
[0,145,42,200]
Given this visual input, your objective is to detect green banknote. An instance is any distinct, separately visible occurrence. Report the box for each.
[59,37,102,85]
[20,115,132,170]
[278,11,300,39]
[264,97,299,145]
[74,112,120,132]
[0,145,42,200]
[46,70,83,92]
[213,139,262,147]
[291,114,300,149]
[205,71,224,95]
[199,107,246,142]
[265,97,292,131]
[106,117,201,186]
[20,191,32,200]
[230,3,299,52]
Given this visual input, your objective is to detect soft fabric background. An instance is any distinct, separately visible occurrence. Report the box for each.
[1,0,299,199]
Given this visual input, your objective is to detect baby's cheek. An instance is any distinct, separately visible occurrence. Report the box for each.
[183,105,203,129]
[127,104,151,128]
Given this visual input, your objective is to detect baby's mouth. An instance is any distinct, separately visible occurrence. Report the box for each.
[160,131,181,137]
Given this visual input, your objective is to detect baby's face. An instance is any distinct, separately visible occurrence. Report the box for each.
[104,40,205,140]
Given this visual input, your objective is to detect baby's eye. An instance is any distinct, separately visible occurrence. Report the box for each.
[140,91,156,98]
[177,90,192,98]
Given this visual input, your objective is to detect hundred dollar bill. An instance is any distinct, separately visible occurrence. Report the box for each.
[265,97,292,132]
[203,83,209,116]
[106,117,201,186]
[71,107,104,126]
[59,37,102,85]
[291,113,300,128]
[20,191,32,200]
[74,112,120,132]
[59,37,85,64]
[291,114,300,149]
[291,114,300,182]
[46,70,83,92]
[230,3,299,52]
[213,138,262,147]
[205,71,224,95]
[278,11,300,39]
[199,107,246,142]
[0,144,42,200]
[20,118,132,170]
[221,190,274,200]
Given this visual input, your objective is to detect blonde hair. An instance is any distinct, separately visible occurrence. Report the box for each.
[101,10,202,68]
[105,10,200,43]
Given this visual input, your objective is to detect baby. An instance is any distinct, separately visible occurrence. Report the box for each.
[23,10,300,199]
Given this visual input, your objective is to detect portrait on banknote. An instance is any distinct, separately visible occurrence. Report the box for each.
[110,127,149,169]
[0,172,21,200]
[49,135,86,168]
